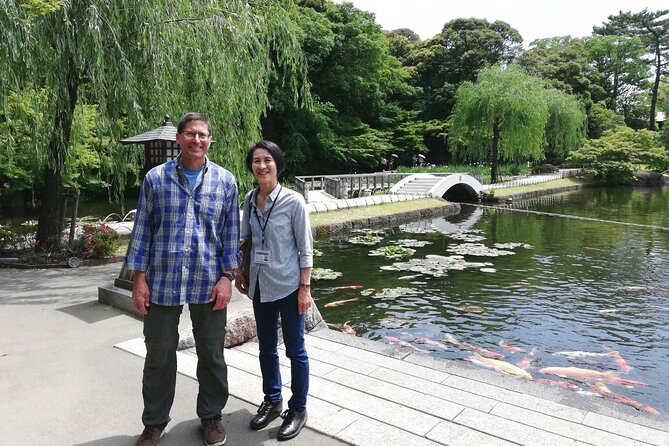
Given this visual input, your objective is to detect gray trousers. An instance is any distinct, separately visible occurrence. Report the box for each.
[141,302,228,426]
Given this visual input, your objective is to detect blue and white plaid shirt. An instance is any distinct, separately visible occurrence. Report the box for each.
[126,156,240,305]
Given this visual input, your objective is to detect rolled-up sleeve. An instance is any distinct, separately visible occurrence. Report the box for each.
[125,178,153,272]
[220,180,240,272]
[293,197,313,269]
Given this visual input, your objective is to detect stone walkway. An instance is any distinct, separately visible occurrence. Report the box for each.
[116,327,669,446]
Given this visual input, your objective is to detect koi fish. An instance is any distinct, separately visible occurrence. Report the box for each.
[334,285,363,290]
[538,367,647,386]
[458,304,487,314]
[343,321,356,336]
[608,351,631,373]
[499,340,526,353]
[552,350,619,360]
[385,336,422,352]
[465,353,532,379]
[518,348,537,370]
[414,336,450,351]
[324,298,359,308]
[444,333,504,359]
[532,379,580,391]
[590,383,660,414]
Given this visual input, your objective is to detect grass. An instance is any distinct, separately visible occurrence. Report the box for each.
[309,198,448,228]
[486,177,595,198]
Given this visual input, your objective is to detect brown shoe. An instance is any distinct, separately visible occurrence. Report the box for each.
[136,423,166,446]
[201,418,226,446]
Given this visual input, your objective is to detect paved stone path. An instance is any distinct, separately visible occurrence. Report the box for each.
[116,327,669,446]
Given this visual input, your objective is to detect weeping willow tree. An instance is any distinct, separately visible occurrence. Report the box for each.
[449,65,583,183]
[0,0,308,248]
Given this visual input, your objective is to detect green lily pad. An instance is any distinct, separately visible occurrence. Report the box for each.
[348,234,384,245]
[312,268,343,281]
[369,245,416,260]
[361,287,423,299]
[399,223,438,234]
[493,242,533,249]
[447,243,514,257]
[392,239,433,248]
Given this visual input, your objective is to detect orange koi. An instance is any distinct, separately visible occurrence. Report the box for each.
[334,285,363,290]
[386,336,422,352]
[499,340,526,353]
[539,367,647,387]
[590,383,660,414]
[608,351,631,373]
[414,336,450,351]
[343,321,356,336]
[324,298,359,308]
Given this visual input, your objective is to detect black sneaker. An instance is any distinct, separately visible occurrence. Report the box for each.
[277,409,308,441]
[250,400,283,430]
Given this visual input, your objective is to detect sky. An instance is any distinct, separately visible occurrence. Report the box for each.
[335,1,668,46]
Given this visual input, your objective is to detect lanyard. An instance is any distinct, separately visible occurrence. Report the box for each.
[254,185,282,247]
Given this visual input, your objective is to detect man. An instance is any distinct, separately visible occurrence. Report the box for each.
[126,112,239,446]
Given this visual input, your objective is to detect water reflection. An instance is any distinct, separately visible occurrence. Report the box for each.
[314,193,669,415]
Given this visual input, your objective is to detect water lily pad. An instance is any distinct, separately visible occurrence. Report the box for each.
[348,234,384,245]
[447,243,515,257]
[392,239,433,248]
[312,268,343,281]
[363,287,423,299]
[448,231,486,242]
[313,249,323,257]
[369,245,416,260]
[399,223,438,234]
[493,242,533,249]
[458,304,487,314]
[380,255,494,278]
[480,267,497,273]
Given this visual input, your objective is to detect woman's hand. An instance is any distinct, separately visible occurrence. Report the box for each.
[235,273,248,295]
[297,286,312,315]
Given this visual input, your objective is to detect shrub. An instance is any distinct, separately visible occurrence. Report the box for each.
[78,223,119,258]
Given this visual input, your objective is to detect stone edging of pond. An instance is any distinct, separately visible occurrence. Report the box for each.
[0,255,126,269]
[312,201,461,237]
[484,183,599,202]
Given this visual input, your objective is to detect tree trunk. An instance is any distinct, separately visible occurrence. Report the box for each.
[35,63,79,250]
[490,120,500,184]
[648,47,661,131]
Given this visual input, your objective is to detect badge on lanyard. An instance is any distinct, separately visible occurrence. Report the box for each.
[255,249,271,265]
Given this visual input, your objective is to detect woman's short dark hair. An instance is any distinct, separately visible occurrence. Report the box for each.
[245,140,285,175]
[177,112,212,135]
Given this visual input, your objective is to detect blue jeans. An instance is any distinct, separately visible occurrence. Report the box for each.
[253,288,309,411]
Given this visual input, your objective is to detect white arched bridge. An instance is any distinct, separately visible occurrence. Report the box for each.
[390,173,483,202]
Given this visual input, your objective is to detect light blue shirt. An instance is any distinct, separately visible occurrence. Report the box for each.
[240,184,313,302]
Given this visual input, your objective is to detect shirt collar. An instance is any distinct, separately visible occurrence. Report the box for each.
[175,154,210,173]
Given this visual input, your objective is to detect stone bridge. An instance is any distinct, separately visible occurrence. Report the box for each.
[390,173,483,202]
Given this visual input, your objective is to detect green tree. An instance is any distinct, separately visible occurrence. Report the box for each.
[543,87,587,163]
[263,1,416,173]
[567,126,667,184]
[594,9,669,130]
[519,36,605,102]
[0,0,307,248]
[449,66,549,183]
[583,35,649,115]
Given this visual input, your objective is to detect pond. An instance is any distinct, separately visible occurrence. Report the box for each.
[312,186,669,416]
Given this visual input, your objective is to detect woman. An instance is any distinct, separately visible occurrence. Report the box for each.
[235,140,313,441]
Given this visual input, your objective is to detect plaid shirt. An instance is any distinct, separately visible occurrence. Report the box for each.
[126,157,240,305]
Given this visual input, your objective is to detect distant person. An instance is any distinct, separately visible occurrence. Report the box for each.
[386,153,398,171]
[411,154,418,167]
[235,140,314,441]
[126,112,239,446]
[379,155,387,171]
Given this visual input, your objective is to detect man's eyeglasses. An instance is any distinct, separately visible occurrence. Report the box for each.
[181,131,210,140]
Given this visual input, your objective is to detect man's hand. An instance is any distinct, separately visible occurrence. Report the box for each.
[234,273,248,295]
[211,276,233,310]
[132,272,150,315]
